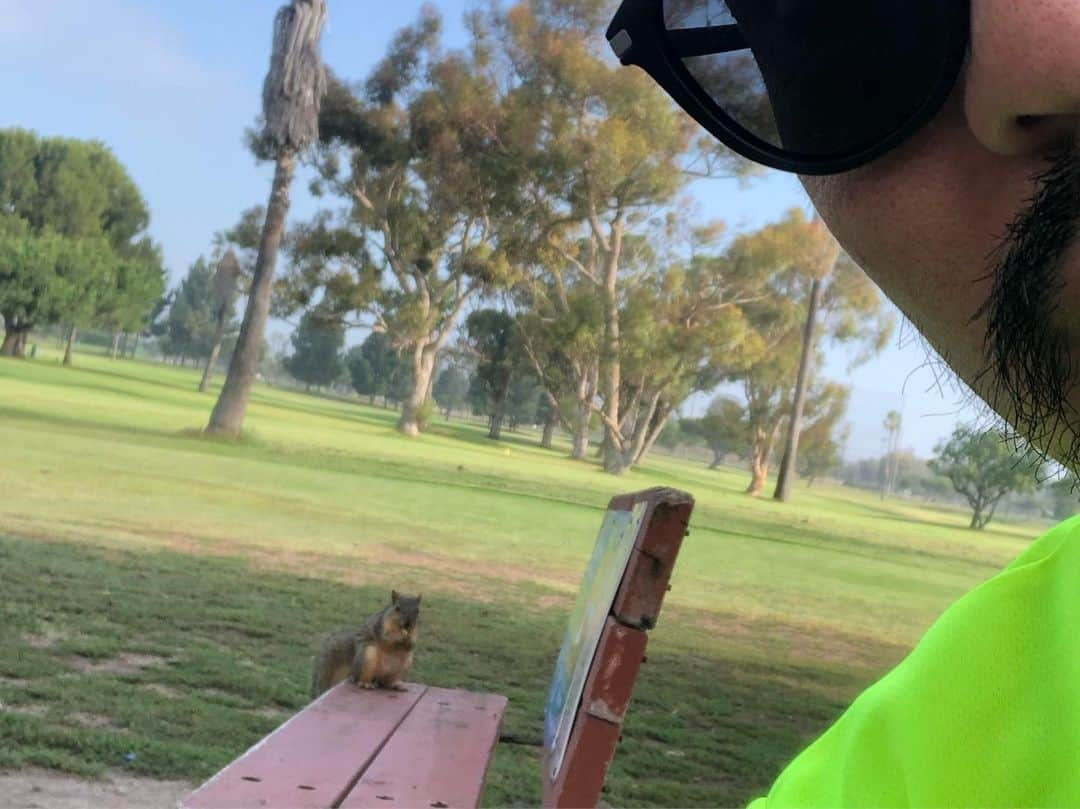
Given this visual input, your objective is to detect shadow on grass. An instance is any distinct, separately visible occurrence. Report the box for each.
[690,508,1006,574]
[0,534,896,807]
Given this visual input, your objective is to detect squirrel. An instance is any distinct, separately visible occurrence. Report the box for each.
[310,590,421,699]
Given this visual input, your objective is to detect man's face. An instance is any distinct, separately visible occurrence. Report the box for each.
[802,0,1080,467]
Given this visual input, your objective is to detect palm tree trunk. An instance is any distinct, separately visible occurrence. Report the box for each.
[774,277,824,502]
[199,339,224,393]
[207,150,297,437]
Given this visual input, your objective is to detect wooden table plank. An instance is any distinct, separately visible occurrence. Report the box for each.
[339,687,508,809]
[182,682,427,809]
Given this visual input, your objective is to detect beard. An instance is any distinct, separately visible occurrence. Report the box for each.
[975,140,1080,470]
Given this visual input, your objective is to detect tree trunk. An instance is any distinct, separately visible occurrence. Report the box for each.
[488,379,510,440]
[570,366,594,460]
[541,393,557,449]
[119,331,129,358]
[110,330,121,360]
[129,331,140,359]
[631,395,668,467]
[199,339,224,393]
[709,451,723,470]
[601,222,625,475]
[1,316,31,357]
[747,449,769,496]
[207,150,297,438]
[398,345,437,437]
[1,330,18,356]
[774,276,824,502]
[63,326,77,367]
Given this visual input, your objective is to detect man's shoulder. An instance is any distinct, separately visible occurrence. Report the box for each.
[751,516,1080,808]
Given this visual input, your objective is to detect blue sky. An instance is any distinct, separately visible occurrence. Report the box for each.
[0,0,985,459]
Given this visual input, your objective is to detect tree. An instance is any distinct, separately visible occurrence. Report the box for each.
[0,224,67,357]
[433,365,469,419]
[160,258,218,365]
[0,129,152,357]
[57,236,116,366]
[881,410,904,500]
[284,310,344,390]
[1047,473,1080,521]
[726,211,890,496]
[346,331,407,406]
[610,221,769,471]
[465,309,517,440]
[494,0,693,474]
[516,287,603,460]
[198,250,242,392]
[207,0,327,437]
[96,237,167,361]
[929,426,1040,530]
[288,10,519,438]
[796,383,851,487]
[505,373,543,431]
[773,215,893,502]
[683,396,747,469]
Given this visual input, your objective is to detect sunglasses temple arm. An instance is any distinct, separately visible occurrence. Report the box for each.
[666,24,746,58]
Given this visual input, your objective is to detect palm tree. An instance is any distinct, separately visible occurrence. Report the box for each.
[199,249,242,393]
[206,0,327,436]
[882,409,903,499]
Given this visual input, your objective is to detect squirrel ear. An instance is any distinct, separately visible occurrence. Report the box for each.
[416,594,422,604]
[391,589,398,604]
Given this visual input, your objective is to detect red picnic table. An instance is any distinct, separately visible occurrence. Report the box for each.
[181,487,692,809]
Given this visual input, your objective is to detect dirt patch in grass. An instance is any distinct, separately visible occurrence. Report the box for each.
[0,767,192,809]
[1,703,47,718]
[24,627,67,650]
[138,682,182,698]
[68,713,128,733]
[64,653,169,676]
[249,705,291,720]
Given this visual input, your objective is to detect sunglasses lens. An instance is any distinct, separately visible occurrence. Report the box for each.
[662,0,959,159]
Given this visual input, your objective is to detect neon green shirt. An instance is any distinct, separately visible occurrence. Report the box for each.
[749,516,1080,808]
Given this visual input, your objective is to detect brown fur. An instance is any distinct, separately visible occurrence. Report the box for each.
[310,591,421,699]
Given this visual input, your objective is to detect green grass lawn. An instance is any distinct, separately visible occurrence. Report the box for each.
[0,349,1053,806]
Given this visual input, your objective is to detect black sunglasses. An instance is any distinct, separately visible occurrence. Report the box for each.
[607,0,970,176]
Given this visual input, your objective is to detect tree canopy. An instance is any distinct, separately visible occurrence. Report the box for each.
[929,426,1040,530]
[0,129,161,358]
[284,309,345,390]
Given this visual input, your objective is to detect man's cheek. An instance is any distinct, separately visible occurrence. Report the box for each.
[803,141,1038,382]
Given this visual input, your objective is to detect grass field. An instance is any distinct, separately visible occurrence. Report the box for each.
[0,348,1053,806]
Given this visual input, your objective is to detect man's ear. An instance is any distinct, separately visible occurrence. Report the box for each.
[391,589,399,604]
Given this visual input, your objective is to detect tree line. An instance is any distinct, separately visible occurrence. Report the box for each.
[0,0,896,501]
[235,0,891,490]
